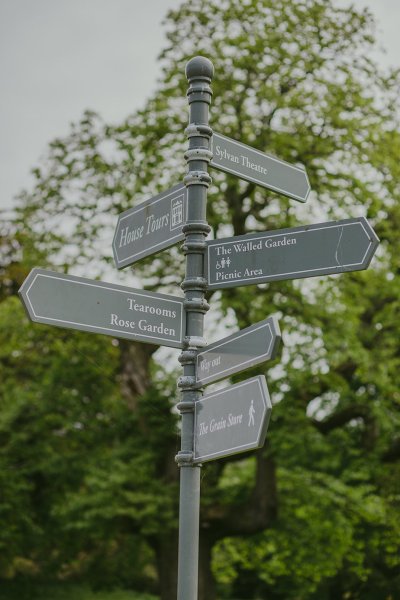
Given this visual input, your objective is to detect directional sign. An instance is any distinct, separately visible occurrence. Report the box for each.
[196,316,281,387]
[193,375,272,463]
[19,268,185,348]
[206,217,379,290]
[210,132,310,202]
[113,183,187,269]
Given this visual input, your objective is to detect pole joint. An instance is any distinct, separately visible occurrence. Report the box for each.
[185,124,213,138]
[180,276,208,292]
[177,375,197,390]
[178,348,198,365]
[183,170,212,186]
[183,335,207,349]
[175,450,194,466]
[184,148,213,163]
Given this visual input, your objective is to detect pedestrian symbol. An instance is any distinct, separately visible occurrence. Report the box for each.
[248,400,255,427]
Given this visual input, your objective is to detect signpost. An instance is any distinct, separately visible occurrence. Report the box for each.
[113,183,187,269]
[210,131,310,203]
[206,216,379,290]
[19,268,185,349]
[17,56,382,600]
[193,375,272,463]
[196,316,281,387]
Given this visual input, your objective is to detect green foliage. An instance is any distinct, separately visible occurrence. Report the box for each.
[214,467,400,598]
[0,582,158,600]
[0,298,164,590]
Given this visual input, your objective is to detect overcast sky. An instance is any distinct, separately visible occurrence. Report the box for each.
[1,0,399,213]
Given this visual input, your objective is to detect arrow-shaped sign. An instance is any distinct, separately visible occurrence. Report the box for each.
[19,268,185,349]
[196,316,281,387]
[113,183,187,269]
[194,375,272,463]
[206,217,379,290]
[210,132,310,202]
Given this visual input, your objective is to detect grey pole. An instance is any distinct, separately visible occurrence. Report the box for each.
[176,56,214,600]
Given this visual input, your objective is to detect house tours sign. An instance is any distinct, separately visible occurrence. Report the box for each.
[19,268,185,349]
[206,217,379,290]
[113,183,188,269]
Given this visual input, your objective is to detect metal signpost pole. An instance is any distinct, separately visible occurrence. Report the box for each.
[175,57,214,600]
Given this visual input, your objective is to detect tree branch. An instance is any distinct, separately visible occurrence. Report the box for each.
[382,438,400,462]
[200,449,277,540]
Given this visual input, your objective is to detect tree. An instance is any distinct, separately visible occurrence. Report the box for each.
[3,0,400,598]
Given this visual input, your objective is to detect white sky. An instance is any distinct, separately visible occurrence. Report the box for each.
[0,0,399,213]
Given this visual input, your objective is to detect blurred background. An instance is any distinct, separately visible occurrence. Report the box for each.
[0,1,399,599]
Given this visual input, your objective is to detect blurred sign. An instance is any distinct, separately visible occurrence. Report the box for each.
[196,316,281,386]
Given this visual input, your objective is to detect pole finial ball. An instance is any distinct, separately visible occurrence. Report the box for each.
[185,56,214,81]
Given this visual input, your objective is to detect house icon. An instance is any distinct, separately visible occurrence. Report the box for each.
[171,195,184,230]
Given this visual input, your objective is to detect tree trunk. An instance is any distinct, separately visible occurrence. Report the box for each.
[152,513,218,600]
[152,508,218,600]
[153,532,179,600]
[118,339,156,407]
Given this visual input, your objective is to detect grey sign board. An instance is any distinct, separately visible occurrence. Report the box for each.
[113,183,187,269]
[210,132,310,202]
[193,375,272,463]
[206,217,379,290]
[196,316,281,387]
[19,268,185,349]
